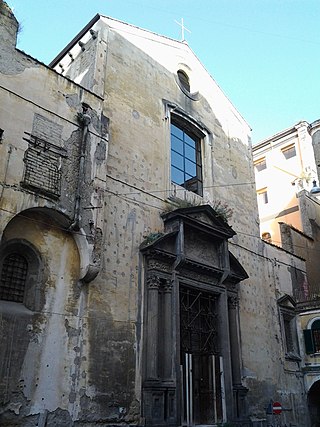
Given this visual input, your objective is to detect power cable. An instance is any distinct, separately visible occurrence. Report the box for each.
[1,188,320,258]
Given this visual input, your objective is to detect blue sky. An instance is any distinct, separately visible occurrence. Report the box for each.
[7,0,320,144]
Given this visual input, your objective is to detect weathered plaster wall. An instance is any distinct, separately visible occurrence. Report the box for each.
[1,6,311,425]
[233,239,308,424]
[0,211,83,425]
[55,16,311,425]
[0,3,109,425]
[277,191,320,296]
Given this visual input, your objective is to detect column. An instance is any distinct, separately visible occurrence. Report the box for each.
[163,278,173,379]
[228,296,241,386]
[228,295,249,420]
[146,275,160,379]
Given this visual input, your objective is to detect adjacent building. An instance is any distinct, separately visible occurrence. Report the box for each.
[0,2,314,426]
[253,121,320,426]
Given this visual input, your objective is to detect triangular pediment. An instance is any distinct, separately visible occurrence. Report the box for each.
[141,205,248,284]
[229,252,249,282]
[161,204,235,240]
[278,294,296,309]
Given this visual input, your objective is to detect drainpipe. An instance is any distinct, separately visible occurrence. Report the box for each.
[0,144,12,200]
[69,107,91,231]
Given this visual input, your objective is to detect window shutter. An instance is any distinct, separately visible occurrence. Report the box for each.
[304,329,315,354]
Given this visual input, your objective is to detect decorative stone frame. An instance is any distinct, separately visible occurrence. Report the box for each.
[140,205,249,426]
[278,295,300,361]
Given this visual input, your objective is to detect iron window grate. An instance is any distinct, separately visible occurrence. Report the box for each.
[0,254,28,303]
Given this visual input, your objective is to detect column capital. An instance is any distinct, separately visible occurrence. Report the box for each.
[147,274,161,290]
[163,278,173,292]
[228,295,240,309]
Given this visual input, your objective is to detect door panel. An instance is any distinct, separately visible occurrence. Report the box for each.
[180,286,223,426]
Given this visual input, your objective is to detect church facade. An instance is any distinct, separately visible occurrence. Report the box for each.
[0,3,311,426]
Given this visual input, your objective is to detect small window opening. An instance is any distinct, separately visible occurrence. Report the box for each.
[254,158,266,172]
[177,70,190,92]
[282,145,296,160]
[0,253,28,303]
[304,319,320,354]
[283,315,295,353]
[258,189,268,204]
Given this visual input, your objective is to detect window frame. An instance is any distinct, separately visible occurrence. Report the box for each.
[282,144,296,160]
[278,297,300,360]
[304,318,320,355]
[0,239,44,311]
[0,252,28,303]
[282,311,296,354]
[170,114,204,197]
[254,157,267,172]
[257,188,268,205]
[177,69,190,93]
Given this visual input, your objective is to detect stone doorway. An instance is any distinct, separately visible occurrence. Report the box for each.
[140,205,249,426]
[180,286,225,426]
[308,380,320,427]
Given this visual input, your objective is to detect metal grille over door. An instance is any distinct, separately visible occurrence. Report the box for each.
[180,286,224,426]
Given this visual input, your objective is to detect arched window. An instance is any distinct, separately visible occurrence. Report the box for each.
[177,69,190,92]
[0,253,28,302]
[304,318,320,354]
[0,239,43,311]
[170,115,203,196]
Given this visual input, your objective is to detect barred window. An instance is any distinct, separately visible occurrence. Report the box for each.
[0,253,28,303]
[0,238,43,311]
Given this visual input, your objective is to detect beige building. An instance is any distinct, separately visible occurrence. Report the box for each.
[0,2,314,426]
[253,122,320,426]
[253,120,317,245]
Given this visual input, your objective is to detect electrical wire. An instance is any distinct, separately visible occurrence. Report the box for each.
[0,184,319,259]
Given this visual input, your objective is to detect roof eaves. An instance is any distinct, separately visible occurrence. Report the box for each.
[49,14,101,68]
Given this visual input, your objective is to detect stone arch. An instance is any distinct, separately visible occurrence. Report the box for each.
[0,207,82,307]
[0,206,84,419]
[1,206,99,283]
[308,379,320,427]
[307,317,320,329]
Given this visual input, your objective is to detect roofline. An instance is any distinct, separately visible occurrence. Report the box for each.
[49,13,189,69]
[48,13,251,130]
[49,14,101,68]
[252,120,309,151]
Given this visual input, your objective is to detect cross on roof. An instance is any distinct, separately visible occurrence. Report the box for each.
[174,18,191,42]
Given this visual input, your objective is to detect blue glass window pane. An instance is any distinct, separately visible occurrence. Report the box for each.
[185,134,196,149]
[171,166,184,185]
[185,159,196,177]
[185,144,195,161]
[171,124,183,139]
[171,135,183,154]
[171,150,184,170]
